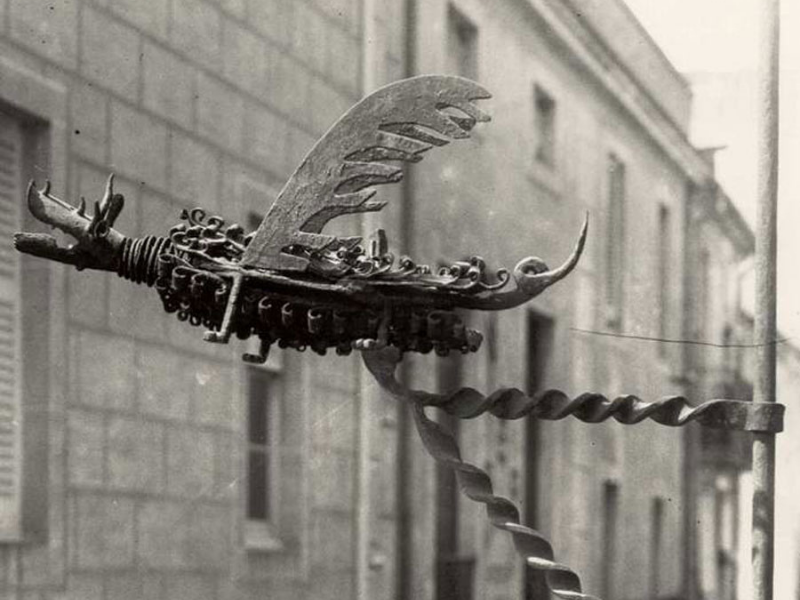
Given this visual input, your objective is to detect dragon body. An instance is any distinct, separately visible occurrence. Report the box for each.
[14,75,586,362]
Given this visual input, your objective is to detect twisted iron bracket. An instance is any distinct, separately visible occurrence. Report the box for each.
[362,347,785,600]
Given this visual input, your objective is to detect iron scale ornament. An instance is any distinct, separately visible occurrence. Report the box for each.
[14,75,784,600]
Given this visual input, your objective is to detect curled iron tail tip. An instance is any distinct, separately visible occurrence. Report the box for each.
[514,214,588,298]
[549,212,588,282]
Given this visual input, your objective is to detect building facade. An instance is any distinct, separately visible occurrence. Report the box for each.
[0,1,758,599]
[684,173,754,600]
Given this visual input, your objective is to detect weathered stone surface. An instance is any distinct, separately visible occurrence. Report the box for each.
[196,74,244,153]
[81,7,139,97]
[222,19,273,99]
[73,330,136,410]
[271,55,311,118]
[49,575,103,600]
[212,0,245,19]
[191,360,235,427]
[108,277,169,341]
[169,132,221,210]
[314,0,359,34]
[309,450,353,511]
[247,0,294,46]
[242,103,287,178]
[326,26,360,93]
[138,345,192,421]
[185,504,230,568]
[70,84,108,163]
[107,417,165,492]
[166,427,215,498]
[8,0,78,69]
[137,500,187,569]
[108,0,168,39]
[309,388,355,451]
[142,42,195,129]
[67,410,104,487]
[291,2,327,73]
[110,102,169,190]
[165,575,217,600]
[171,0,222,69]
[72,495,135,569]
[67,267,107,328]
[309,511,353,570]
[309,569,353,600]
[104,574,163,600]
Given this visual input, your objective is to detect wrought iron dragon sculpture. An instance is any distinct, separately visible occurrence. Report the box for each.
[13,75,783,600]
[15,76,586,363]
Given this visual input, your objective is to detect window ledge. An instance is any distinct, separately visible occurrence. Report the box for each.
[244,520,284,553]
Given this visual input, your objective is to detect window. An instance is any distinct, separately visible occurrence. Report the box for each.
[446,5,478,80]
[650,497,665,598]
[247,368,277,522]
[657,205,672,352]
[0,68,58,549]
[534,86,556,167]
[245,366,282,549]
[601,482,620,599]
[484,312,497,382]
[0,112,24,542]
[605,155,626,328]
[697,249,710,342]
[243,211,284,550]
[722,325,736,377]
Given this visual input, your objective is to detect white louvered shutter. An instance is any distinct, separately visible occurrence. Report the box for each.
[0,113,23,541]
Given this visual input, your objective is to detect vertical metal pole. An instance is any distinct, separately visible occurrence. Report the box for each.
[752,0,780,598]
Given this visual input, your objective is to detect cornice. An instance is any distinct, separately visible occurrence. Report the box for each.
[693,180,755,255]
[523,0,712,183]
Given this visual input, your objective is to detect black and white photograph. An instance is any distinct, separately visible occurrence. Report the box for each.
[0,0,797,598]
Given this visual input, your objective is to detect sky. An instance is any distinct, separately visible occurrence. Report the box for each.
[625,0,761,73]
[625,0,800,339]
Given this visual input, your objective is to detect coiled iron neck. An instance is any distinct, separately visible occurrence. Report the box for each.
[117,235,173,286]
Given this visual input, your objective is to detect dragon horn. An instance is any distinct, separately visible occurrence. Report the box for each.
[26,179,89,240]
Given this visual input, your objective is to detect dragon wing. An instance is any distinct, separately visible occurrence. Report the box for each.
[240,75,491,272]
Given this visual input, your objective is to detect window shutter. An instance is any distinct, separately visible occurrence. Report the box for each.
[0,113,23,541]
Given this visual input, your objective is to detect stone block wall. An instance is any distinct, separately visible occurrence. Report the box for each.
[0,0,395,599]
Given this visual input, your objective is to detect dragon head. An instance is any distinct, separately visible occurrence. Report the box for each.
[13,174,128,272]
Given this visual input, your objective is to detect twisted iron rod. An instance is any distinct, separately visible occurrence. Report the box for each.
[363,347,784,600]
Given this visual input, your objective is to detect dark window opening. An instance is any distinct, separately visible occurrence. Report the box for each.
[534,86,556,167]
[601,482,620,599]
[698,249,710,340]
[247,367,274,522]
[605,155,626,328]
[650,497,664,598]
[0,108,50,542]
[657,205,672,354]
[446,5,478,80]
